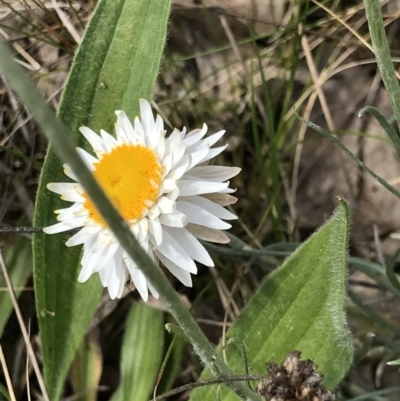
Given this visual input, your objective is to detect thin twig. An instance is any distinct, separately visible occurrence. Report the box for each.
[0,343,17,401]
[26,321,32,401]
[150,374,265,401]
[0,227,43,233]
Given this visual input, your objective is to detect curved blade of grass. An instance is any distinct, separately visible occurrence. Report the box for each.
[297,114,400,198]
[190,200,353,401]
[110,303,164,401]
[30,0,171,399]
[155,335,185,396]
[358,106,400,158]
[354,333,375,364]
[384,248,400,293]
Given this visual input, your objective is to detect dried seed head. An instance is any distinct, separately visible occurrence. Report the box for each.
[256,351,336,401]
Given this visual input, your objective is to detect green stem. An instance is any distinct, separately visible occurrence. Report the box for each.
[364,0,400,132]
[0,37,260,401]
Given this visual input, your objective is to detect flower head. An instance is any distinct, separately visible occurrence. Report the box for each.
[44,100,240,300]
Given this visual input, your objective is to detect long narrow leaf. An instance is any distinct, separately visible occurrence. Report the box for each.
[110,303,164,401]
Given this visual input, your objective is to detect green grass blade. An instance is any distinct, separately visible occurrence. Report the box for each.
[69,334,103,401]
[364,0,400,133]
[358,106,400,158]
[297,114,400,198]
[110,303,164,401]
[190,200,353,401]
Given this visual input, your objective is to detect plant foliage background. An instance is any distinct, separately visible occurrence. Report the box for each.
[1,1,400,401]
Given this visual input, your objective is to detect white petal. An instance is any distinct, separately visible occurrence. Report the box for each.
[166,188,180,202]
[98,267,108,287]
[147,280,159,299]
[107,254,124,300]
[147,205,161,220]
[140,99,157,145]
[162,153,173,176]
[117,269,127,298]
[43,222,72,234]
[165,227,213,266]
[186,130,225,153]
[76,148,97,169]
[178,180,228,196]
[148,218,163,245]
[137,218,149,243]
[159,210,188,227]
[79,127,106,153]
[186,146,210,170]
[63,215,90,228]
[155,114,164,137]
[202,193,238,206]
[197,145,228,164]
[155,135,166,159]
[180,127,187,139]
[47,182,82,196]
[92,241,119,273]
[63,164,78,181]
[60,191,85,203]
[81,233,114,272]
[56,202,88,218]
[126,257,149,301]
[188,166,241,182]
[160,179,177,193]
[115,110,134,143]
[166,156,189,180]
[182,124,208,147]
[166,128,182,153]
[176,201,231,229]
[78,262,94,283]
[171,144,186,169]
[157,196,175,214]
[184,196,237,220]
[219,186,236,194]
[156,230,197,274]
[133,117,146,145]
[66,225,101,246]
[155,251,193,287]
[51,192,84,205]
[100,129,118,150]
[186,223,230,244]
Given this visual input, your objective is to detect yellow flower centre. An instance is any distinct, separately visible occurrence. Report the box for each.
[83,144,162,226]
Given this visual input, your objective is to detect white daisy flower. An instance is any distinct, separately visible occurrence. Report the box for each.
[43,99,240,300]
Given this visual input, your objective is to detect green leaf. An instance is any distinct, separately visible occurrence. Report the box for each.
[0,233,32,335]
[110,302,164,401]
[32,0,171,399]
[156,335,185,396]
[190,200,353,401]
[69,334,103,401]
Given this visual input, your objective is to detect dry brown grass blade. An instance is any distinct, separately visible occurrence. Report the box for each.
[312,0,373,53]
[0,343,17,401]
[0,249,50,401]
